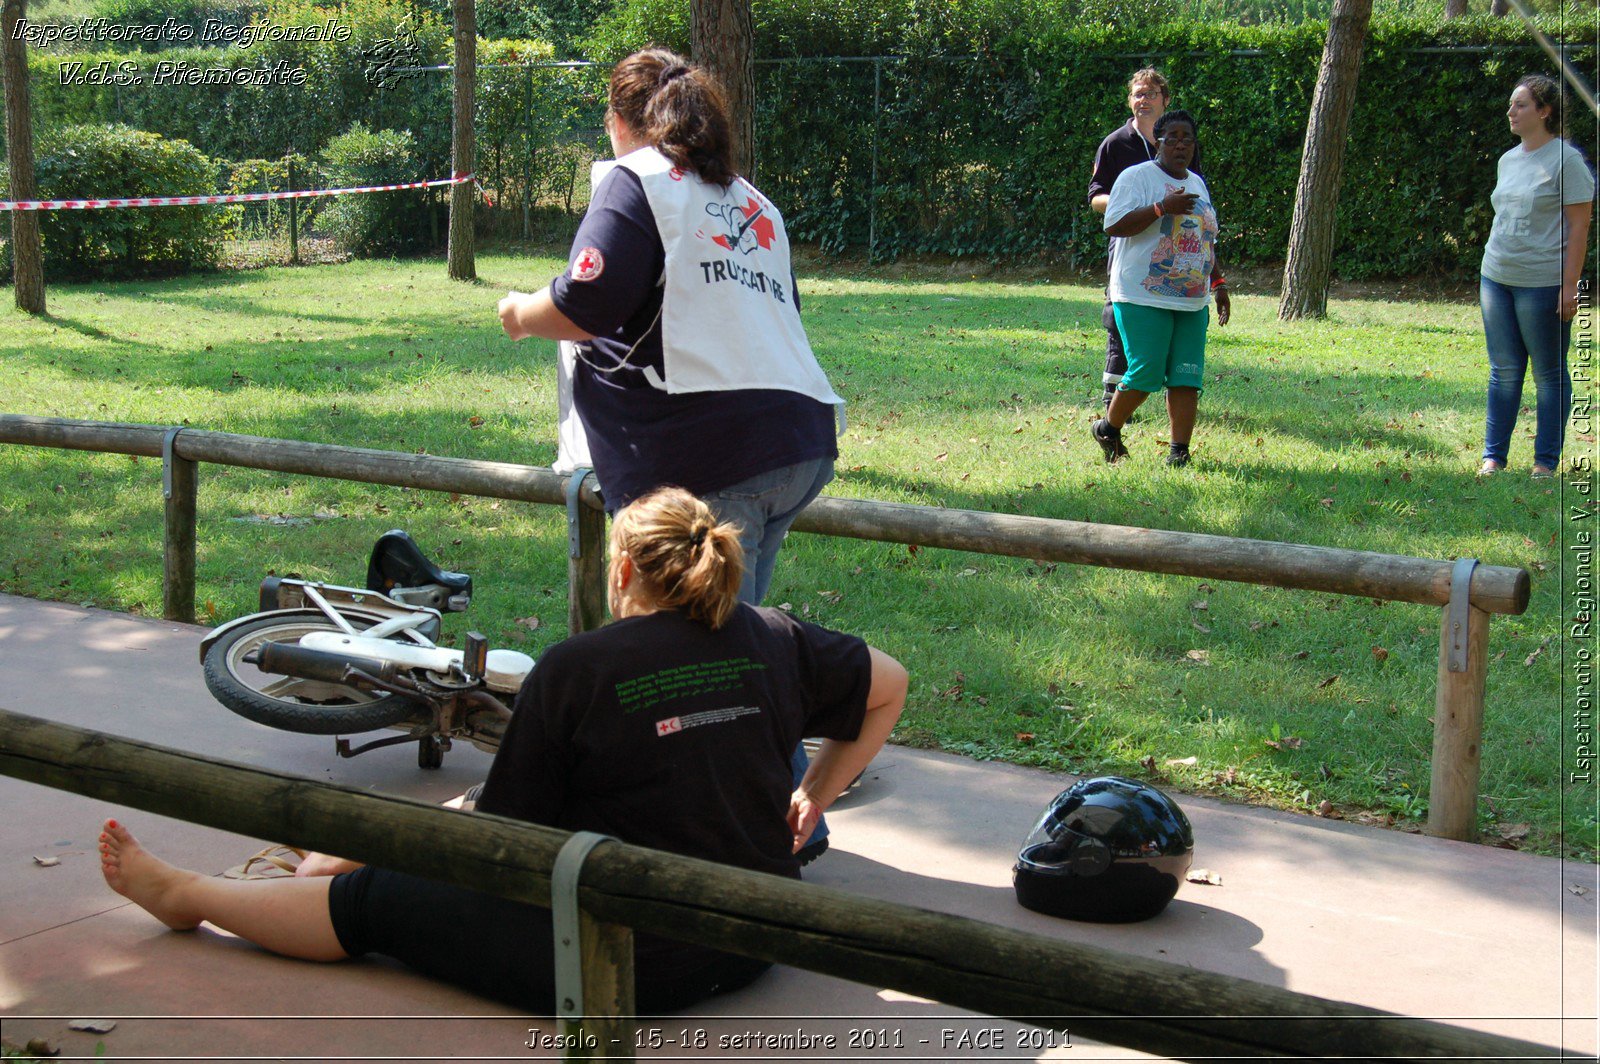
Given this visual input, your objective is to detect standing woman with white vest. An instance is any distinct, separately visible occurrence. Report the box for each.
[498,49,845,860]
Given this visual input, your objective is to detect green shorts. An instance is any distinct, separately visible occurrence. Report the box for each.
[1111,302,1209,393]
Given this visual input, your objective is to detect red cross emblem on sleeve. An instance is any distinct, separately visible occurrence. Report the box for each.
[655,717,683,737]
[572,247,604,281]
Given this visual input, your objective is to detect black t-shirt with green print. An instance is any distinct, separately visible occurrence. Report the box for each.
[477,603,870,882]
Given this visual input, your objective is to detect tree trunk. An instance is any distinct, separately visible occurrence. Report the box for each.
[1488,0,1509,16]
[446,0,476,281]
[2,0,45,314]
[1278,0,1374,321]
[1444,0,1468,17]
[689,0,755,178]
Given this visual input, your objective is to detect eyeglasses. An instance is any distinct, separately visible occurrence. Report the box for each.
[1157,133,1195,145]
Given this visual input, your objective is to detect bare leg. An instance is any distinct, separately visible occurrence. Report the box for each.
[100,819,348,962]
[1166,387,1199,446]
[297,791,475,878]
[1107,387,1149,429]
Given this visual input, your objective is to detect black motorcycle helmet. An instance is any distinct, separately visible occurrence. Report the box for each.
[1013,776,1194,923]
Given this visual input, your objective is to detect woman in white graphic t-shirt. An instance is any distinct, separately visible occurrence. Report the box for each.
[1093,110,1230,468]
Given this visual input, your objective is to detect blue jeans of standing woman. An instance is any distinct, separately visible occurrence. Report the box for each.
[701,456,836,848]
[1480,276,1573,469]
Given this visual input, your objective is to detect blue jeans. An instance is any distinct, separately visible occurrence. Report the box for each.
[1480,276,1573,469]
[701,456,835,844]
[700,457,835,607]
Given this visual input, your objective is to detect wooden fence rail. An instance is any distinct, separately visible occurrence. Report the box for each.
[0,708,1567,1063]
[0,414,1531,841]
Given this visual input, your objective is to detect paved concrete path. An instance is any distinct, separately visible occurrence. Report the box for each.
[0,592,1593,1061]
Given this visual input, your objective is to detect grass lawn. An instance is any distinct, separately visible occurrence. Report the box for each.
[0,251,1585,857]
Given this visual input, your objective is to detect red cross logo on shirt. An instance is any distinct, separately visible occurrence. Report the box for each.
[655,716,683,737]
[571,246,604,282]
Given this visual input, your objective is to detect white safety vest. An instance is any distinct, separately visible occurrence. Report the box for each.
[555,148,844,473]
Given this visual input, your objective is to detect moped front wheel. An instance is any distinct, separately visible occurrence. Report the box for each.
[203,611,426,735]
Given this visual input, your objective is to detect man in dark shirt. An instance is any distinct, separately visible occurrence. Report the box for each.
[1087,69,1202,410]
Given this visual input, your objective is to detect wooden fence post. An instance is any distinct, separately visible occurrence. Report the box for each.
[161,429,197,624]
[1428,602,1490,841]
[565,914,635,1060]
[566,472,607,634]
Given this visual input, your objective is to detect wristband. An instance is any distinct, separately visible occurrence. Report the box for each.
[1210,275,1227,291]
[1151,202,1164,218]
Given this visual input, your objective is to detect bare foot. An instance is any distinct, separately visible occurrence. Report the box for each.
[98,819,203,931]
[294,851,364,878]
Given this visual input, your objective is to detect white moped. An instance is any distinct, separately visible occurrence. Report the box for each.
[199,531,533,769]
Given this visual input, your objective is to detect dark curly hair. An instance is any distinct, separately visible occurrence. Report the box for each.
[1516,74,1564,136]
[1154,109,1198,143]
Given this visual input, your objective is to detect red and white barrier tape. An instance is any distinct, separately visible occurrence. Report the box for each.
[0,173,480,212]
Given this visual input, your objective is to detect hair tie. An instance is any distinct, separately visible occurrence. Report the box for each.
[689,528,707,547]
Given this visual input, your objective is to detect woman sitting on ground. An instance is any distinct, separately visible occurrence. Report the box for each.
[98,486,909,1014]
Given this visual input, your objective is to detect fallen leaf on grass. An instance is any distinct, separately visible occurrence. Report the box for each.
[1265,736,1305,751]
[1497,822,1530,842]
[1185,649,1210,664]
[1192,622,1212,634]
[1525,636,1552,666]
[1190,599,1208,611]
[958,567,979,577]
[1292,650,1310,660]
[1015,732,1036,743]
[934,452,948,462]
[1165,756,1198,767]
[1186,869,1223,886]
[1214,766,1239,786]
[514,615,541,630]
[1371,646,1389,664]
[1317,675,1340,689]
[1315,800,1340,818]
[68,1020,116,1034]
[1248,620,1267,631]
[32,855,60,867]
[1139,755,1158,772]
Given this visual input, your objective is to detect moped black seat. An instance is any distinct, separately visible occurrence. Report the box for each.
[366,530,473,597]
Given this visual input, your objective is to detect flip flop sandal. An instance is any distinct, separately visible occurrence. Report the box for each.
[221,845,307,880]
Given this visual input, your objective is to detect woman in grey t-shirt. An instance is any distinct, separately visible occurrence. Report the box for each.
[1478,75,1595,478]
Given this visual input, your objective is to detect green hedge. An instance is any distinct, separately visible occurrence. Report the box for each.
[589,3,1598,274]
[16,0,1597,275]
[25,0,457,176]
[1,123,227,276]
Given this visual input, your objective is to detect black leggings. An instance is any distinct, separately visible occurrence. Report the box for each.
[328,866,771,1014]
[1102,299,1128,389]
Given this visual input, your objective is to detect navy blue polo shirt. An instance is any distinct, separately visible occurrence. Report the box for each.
[550,168,836,509]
